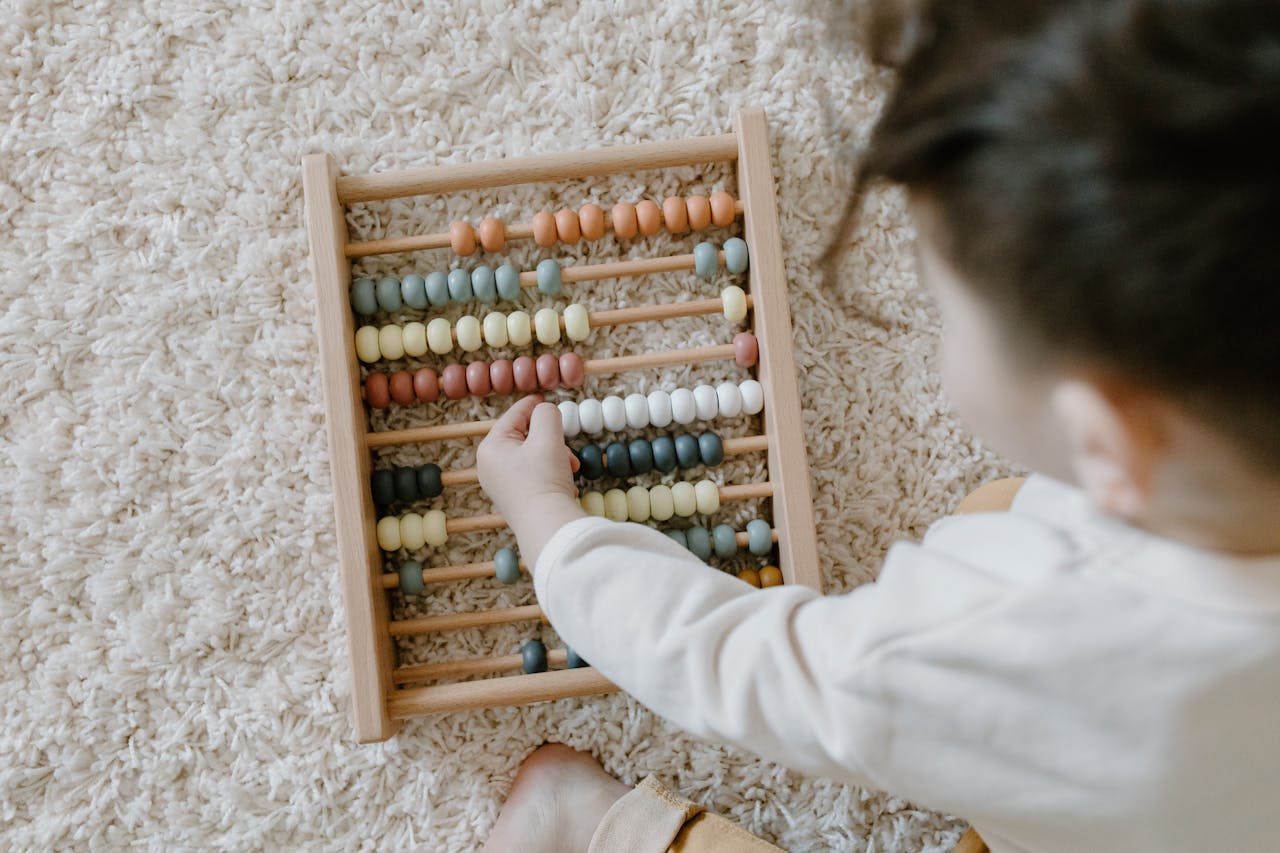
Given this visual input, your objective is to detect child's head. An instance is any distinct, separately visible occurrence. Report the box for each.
[831,0,1280,547]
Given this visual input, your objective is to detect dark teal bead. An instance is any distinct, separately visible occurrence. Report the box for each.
[416,463,443,498]
[650,436,677,472]
[628,439,653,474]
[471,265,497,302]
[674,434,700,468]
[522,639,548,674]
[686,526,712,560]
[712,524,738,559]
[746,519,772,556]
[723,237,749,274]
[394,467,419,502]
[576,444,604,480]
[371,469,396,508]
[426,271,450,306]
[494,548,520,584]
[698,432,725,467]
[605,442,631,477]
[398,561,424,595]
[351,278,378,316]
[693,241,719,279]
[565,646,589,669]
[663,529,688,549]
[375,276,403,312]
[496,264,522,301]
[447,268,473,302]
[401,274,428,309]
[536,258,562,295]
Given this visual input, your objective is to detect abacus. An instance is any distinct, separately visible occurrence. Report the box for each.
[303,107,819,743]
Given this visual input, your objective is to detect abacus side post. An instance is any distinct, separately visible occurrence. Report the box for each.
[302,153,400,742]
[732,109,824,592]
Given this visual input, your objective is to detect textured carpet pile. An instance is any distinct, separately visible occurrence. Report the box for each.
[1,1,1009,849]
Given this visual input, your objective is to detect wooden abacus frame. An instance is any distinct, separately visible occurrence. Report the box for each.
[303,107,819,743]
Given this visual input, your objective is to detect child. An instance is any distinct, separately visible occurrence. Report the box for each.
[478,0,1280,850]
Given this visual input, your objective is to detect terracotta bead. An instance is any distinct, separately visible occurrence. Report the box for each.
[532,211,558,247]
[579,203,605,241]
[513,355,538,392]
[389,370,415,406]
[413,368,439,402]
[365,372,391,409]
[686,194,711,231]
[635,200,661,236]
[733,331,759,368]
[536,353,560,390]
[466,361,492,397]
[449,221,477,256]
[662,196,689,235]
[558,352,585,388]
[441,364,469,400]
[478,217,505,253]
[490,359,515,395]
[554,208,581,244]
[710,191,735,227]
[611,202,637,239]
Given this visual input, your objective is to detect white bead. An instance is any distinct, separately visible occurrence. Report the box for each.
[648,484,674,521]
[716,381,743,417]
[601,395,627,432]
[379,325,405,360]
[694,479,721,515]
[355,326,381,363]
[739,379,764,415]
[427,318,453,354]
[692,384,719,421]
[624,393,649,429]
[721,285,748,322]
[563,303,591,342]
[669,387,696,424]
[626,486,651,522]
[647,389,673,428]
[603,488,628,522]
[399,513,425,551]
[558,400,580,437]
[507,311,532,346]
[671,482,697,517]
[456,315,483,352]
[580,490,605,517]
[402,322,428,357]
[534,307,561,345]
[483,312,509,347]
[578,398,604,435]
[423,509,448,547]
[376,516,402,551]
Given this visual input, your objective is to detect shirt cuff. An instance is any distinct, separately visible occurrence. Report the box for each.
[532,515,617,606]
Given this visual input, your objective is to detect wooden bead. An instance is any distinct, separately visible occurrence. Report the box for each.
[686,194,711,231]
[379,325,405,360]
[563,303,590,342]
[478,217,506,253]
[466,361,492,396]
[401,274,428,309]
[355,326,381,364]
[450,221,477,256]
[635,200,661,236]
[626,485,651,522]
[471,266,497,302]
[576,444,603,479]
[522,640,548,674]
[580,490,605,516]
[738,568,761,588]
[716,381,743,417]
[536,259,562,295]
[709,191,735,227]
[698,432,725,466]
[648,484,674,521]
[426,272,450,306]
[376,517,402,551]
[351,277,378,316]
[602,488,628,522]
[624,393,649,429]
[554,208,581,244]
[671,482,697,517]
[579,203,606,241]
[483,312,509,347]
[686,526,712,560]
[712,524,738,559]
[746,519,772,555]
[534,308,561,345]
[496,264,522,300]
[512,356,538,392]
[399,561,425,595]
[448,269,473,302]
[674,434,700,468]
[376,276,402,312]
[733,332,759,368]
[739,379,764,415]
[605,442,630,477]
[759,565,783,587]
[494,548,520,584]
[647,390,673,428]
[611,202,638,239]
[721,285,748,322]
[389,371,415,405]
[427,318,453,355]
[536,353,560,390]
[402,322,428,357]
[532,211,558,247]
[601,396,627,432]
[559,400,580,437]
[694,242,719,279]
[490,359,515,395]
[692,384,719,421]
[423,509,448,547]
[664,529,688,549]
[559,353,585,388]
[662,196,689,234]
[413,368,439,403]
[724,237,749,274]
[506,311,533,346]
[417,464,443,498]
[670,388,696,425]
[399,513,426,551]
[694,479,720,515]
[365,372,391,409]
[578,398,604,435]
[456,316,483,353]
[441,364,468,400]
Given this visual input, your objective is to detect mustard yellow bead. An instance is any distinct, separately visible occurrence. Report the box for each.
[483,312,509,347]
[603,488,628,522]
[580,490,605,516]
[759,565,784,587]
[355,326,381,363]
[402,322,428,357]
[738,568,762,588]
[626,485,651,522]
[427,318,453,354]
[671,481,697,517]
[399,512,426,551]
[507,311,532,346]
[694,479,720,515]
[456,315,483,352]
[376,516,402,551]
[534,307,561,345]
[423,509,448,547]
[378,325,405,360]
[648,484,674,521]
[563,303,590,342]
[721,285,748,322]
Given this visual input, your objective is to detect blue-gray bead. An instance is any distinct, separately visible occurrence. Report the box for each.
[686,526,712,560]
[628,439,653,475]
[394,467,419,503]
[663,528,688,549]
[522,639,548,674]
[536,258,562,295]
[694,241,719,280]
[375,276,403,312]
[565,646,588,669]
[447,268,473,302]
[416,463,443,498]
[723,237,749,274]
[494,548,520,585]
[398,561,425,595]
[426,271,451,306]
[471,265,497,302]
[674,434,700,468]
[746,518,772,556]
[698,432,725,467]
[650,436,677,473]
[605,442,631,477]
[712,524,738,559]
[351,278,378,316]
[371,469,396,508]
[576,444,603,480]
[496,264,522,301]
[401,274,428,309]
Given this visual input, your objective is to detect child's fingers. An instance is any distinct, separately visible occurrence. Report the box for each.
[526,402,566,450]
[566,447,580,473]
[489,395,544,441]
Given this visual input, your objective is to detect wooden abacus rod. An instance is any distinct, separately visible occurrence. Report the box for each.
[337,133,739,204]
[393,649,571,684]
[387,668,617,718]
[390,604,545,637]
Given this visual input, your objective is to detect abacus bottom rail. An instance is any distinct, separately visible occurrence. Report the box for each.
[387,668,617,717]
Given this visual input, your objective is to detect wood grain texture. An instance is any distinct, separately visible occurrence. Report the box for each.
[387,668,617,718]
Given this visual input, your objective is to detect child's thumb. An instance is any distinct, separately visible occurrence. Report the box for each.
[527,402,566,448]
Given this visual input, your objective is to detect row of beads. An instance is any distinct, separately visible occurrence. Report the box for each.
[365,353,586,408]
[377,509,447,552]
[738,566,783,588]
[573,431,723,480]
[578,479,722,523]
[558,379,763,437]
[372,463,443,509]
[445,192,739,256]
[352,263,539,316]
[663,518,774,560]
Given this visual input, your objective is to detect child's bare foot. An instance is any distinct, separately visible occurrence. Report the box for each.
[481,743,631,853]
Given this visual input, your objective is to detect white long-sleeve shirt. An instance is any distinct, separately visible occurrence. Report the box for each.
[533,475,1280,852]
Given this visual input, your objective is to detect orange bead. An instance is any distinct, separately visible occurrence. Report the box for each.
[579,204,605,241]
[555,208,581,244]
[759,565,783,587]
[478,217,506,253]
[389,371,415,405]
[737,568,761,588]
[611,202,638,239]
[635,200,661,236]
[710,191,735,227]
[450,221,477,256]
[532,211,558,247]
[686,195,711,231]
[365,372,390,409]
[662,196,689,235]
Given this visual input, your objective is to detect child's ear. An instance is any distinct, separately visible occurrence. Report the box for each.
[1051,379,1164,519]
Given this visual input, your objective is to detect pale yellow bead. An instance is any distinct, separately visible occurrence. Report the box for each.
[603,488,628,522]
[694,479,720,515]
[648,484,674,521]
[378,325,405,360]
[427,318,454,354]
[671,481,697,518]
[626,485,651,522]
[376,516,402,551]
[721,285,748,322]
[580,490,605,517]
[355,326,382,364]
[399,512,426,551]
[402,322,428,357]
[423,509,448,547]
[483,312,509,347]
[456,315,483,352]
[563,303,590,342]
[534,307,561,345]
[507,311,533,346]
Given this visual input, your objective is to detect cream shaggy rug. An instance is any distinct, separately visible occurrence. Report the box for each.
[1,1,1012,849]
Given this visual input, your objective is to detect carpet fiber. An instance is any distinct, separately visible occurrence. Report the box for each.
[1,1,1010,849]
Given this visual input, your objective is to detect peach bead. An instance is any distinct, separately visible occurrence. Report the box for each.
[413,368,439,402]
[532,211,558,247]
[710,191,735,227]
[389,370,415,405]
[449,221,477,256]
[478,217,505,253]
[536,353,560,390]
[686,194,711,231]
[611,202,638,239]
[759,565,784,587]
[365,372,390,409]
[513,356,538,392]
[738,568,762,588]
[579,204,605,241]
[635,200,661,236]
[662,196,689,235]
[466,361,492,396]
[733,331,759,368]
[558,353,585,388]
[554,208,581,244]
[490,359,515,395]
[441,364,468,400]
